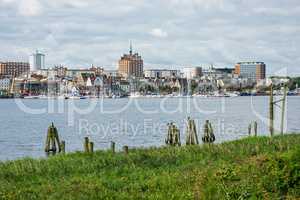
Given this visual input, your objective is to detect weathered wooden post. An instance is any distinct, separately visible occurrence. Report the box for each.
[208,121,215,140]
[280,84,288,135]
[248,123,252,136]
[45,123,61,153]
[60,141,65,153]
[174,125,181,146]
[111,141,115,153]
[165,122,181,146]
[84,137,89,153]
[186,117,199,145]
[202,120,216,144]
[89,142,94,153]
[269,84,274,136]
[123,146,129,154]
[254,121,258,136]
[165,123,172,145]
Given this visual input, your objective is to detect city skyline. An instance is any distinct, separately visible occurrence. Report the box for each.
[0,0,299,75]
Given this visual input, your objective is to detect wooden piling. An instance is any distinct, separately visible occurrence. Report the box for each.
[89,142,94,153]
[280,84,288,135]
[166,122,181,146]
[123,146,129,154]
[45,123,61,153]
[84,137,89,153]
[248,123,252,136]
[60,141,65,153]
[254,121,258,136]
[202,120,215,144]
[186,118,199,145]
[45,133,51,152]
[269,84,274,136]
[111,141,115,153]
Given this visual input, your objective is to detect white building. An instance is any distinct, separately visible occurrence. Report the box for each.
[0,78,11,91]
[103,70,119,77]
[29,50,45,71]
[144,69,180,79]
[182,67,202,79]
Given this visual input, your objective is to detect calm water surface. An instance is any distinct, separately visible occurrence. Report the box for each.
[0,96,299,161]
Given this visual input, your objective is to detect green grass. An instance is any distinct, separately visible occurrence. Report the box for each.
[0,134,300,200]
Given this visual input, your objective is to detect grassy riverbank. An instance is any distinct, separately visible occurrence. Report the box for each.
[1,134,300,200]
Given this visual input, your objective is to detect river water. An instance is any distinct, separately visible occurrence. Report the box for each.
[0,96,299,161]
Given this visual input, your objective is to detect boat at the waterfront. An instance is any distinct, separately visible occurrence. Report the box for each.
[129,92,142,98]
[23,95,40,99]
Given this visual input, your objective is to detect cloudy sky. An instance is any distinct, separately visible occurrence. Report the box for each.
[0,0,300,75]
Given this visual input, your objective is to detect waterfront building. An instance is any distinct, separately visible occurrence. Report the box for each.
[234,62,266,82]
[118,44,144,78]
[144,69,180,79]
[29,50,45,71]
[0,62,30,77]
[119,80,130,94]
[0,77,11,91]
[103,70,120,78]
[65,69,95,80]
[202,66,234,80]
[182,67,202,79]
[90,66,104,76]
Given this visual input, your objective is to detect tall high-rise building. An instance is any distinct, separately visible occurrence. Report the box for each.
[235,62,266,82]
[118,43,143,78]
[29,50,45,71]
[0,62,30,77]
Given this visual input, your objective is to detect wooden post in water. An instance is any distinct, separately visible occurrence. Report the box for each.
[165,123,181,146]
[89,142,94,153]
[60,141,65,153]
[111,141,115,153]
[123,146,129,154]
[186,117,199,145]
[280,84,288,135]
[84,137,89,153]
[202,120,216,144]
[45,123,61,153]
[269,84,274,136]
[248,123,252,136]
[254,121,258,137]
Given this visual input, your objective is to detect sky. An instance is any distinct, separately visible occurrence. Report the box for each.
[0,0,300,75]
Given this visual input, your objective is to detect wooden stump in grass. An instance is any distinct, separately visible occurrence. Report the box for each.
[111,141,115,153]
[254,121,258,136]
[60,141,65,154]
[89,142,94,153]
[123,146,129,155]
[84,137,89,153]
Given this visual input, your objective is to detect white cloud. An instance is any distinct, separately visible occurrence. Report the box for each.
[0,0,300,75]
[0,0,15,3]
[150,28,168,38]
[18,0,42,16]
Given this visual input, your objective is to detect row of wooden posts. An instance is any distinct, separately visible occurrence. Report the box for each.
[248,121,258,136]
[44,118,216,155]
[45,123,129,154]
[44,117,253,154]
[165,118,215,146]
[83,138,128,154]
[44,83,288,154]
[269,83,288,136]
